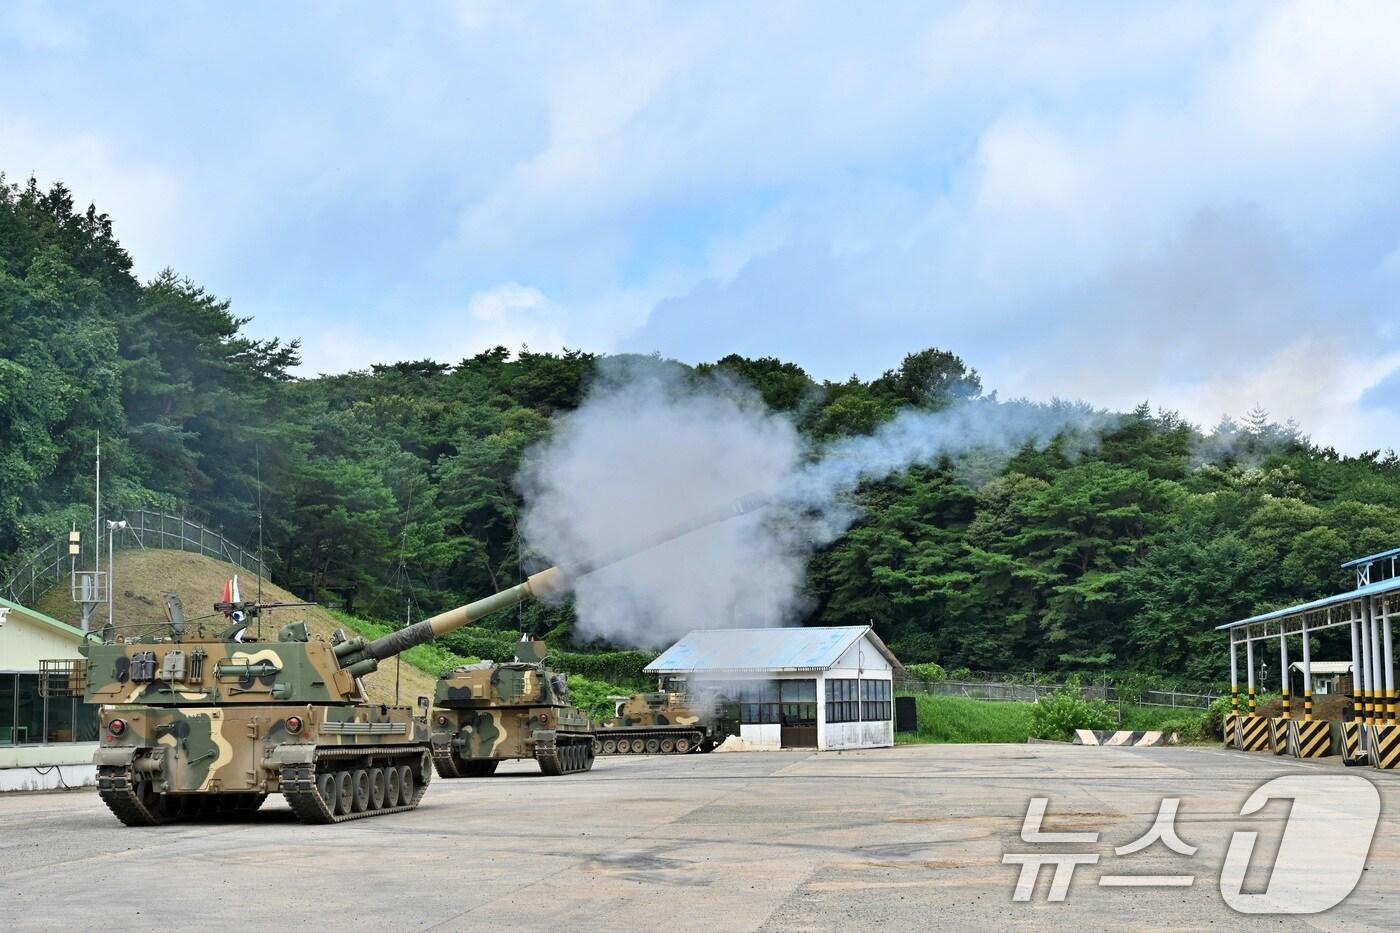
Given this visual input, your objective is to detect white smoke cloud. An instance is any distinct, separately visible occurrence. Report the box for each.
[518,358,1116,648]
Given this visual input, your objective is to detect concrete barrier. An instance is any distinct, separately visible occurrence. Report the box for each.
[1073,730,1175,747]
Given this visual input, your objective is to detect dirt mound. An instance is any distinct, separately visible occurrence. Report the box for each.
[35,549,437,706]
[1251,693,1352,720]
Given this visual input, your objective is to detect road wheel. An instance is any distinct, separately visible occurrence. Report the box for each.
[660,738,675,754]
[317,772,337,811]
[675,737,691,754]
[335,771,354,815]
[398,765,415,804]
[352,768,371,813]
[645,738,661,754]
[630,739,647,754]
[602,739,617,755]
[385,766,402,807]
[592,739,602,756]
[368,767,386,810]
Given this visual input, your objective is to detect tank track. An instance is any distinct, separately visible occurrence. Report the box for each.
[97,765,267,827]
[593,728,707,756]
[430,745,499,779]
[280,745,431,825]
[534,732,596,775]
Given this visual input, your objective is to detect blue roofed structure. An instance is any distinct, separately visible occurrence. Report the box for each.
[1218,544,1400,754]
[644,626,904,752]
[644,625,902,674]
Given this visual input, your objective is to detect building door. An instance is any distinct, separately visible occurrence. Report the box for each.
[779,679,817,748]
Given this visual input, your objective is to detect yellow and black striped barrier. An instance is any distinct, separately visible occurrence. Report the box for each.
[1269,717,1290,755]
[1239,715,1271,752]
[1288,719,1331,758]
[1223,713,1242,749]
[1342,721,1366,765]
[1369,723,1400,770]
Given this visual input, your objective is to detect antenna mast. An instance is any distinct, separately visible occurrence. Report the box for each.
[256,446,264,639]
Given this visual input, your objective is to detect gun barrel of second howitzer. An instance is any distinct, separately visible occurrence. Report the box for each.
[333,492,771,678]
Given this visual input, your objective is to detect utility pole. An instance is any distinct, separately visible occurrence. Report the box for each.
[94,432,101,584]
[106,520,127,634]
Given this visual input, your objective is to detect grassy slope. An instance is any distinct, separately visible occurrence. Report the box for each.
[34,549,439,705]
[898,694,1035,743]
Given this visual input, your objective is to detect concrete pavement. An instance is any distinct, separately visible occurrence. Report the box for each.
[2,743,1397,931]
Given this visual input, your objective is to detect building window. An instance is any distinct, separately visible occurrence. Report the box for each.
[826,678,859,723]
[0,672,100,746]
[860,679,891,721]
[734,681,779,724]
[779,680,817,727]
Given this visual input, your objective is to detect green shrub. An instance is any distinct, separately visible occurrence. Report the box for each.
[1202,694,1232,739]
[551,648,656,689]
[565,674,631,719]
[904,662,947,683]
[1029,688,1115,742]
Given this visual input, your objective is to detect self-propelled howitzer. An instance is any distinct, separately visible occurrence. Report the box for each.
[70,568,565,827]
[67,494,768,827]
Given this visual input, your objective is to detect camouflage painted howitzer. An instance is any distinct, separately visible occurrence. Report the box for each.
[429,637,594,778]
[594,691,739,755]
[59,493,769,826]
[63,568,564,827]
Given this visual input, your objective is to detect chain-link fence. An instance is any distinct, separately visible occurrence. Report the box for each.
[3,508,264,608]
[899,678,1217,709]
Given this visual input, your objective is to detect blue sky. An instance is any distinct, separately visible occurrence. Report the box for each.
[4,1,1399,451]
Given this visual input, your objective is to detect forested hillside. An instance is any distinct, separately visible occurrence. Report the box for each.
[4,177,1399,685]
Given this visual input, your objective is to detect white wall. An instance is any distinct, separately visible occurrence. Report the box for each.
[0,743,98,791]
[822,720,895,750]
[738,723,782,748]
[818,633,895,750]
[831,635,892,674]
[0,610,82,668]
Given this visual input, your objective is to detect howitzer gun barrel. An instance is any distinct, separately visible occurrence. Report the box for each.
[336,493,770,677]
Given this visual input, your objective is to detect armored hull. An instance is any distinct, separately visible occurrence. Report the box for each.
[594,692,736,755]
[430,640,595,778]
[71,633,433,826]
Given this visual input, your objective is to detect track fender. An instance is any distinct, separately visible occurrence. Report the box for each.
[93,746,141,767]
[266,743,317,768]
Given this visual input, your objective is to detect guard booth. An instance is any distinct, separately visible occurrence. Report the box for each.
[1218,547,1400,767]
[645,626,903,750]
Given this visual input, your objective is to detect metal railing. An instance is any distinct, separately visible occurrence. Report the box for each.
[899,679,1218,709]
[3,508,265,608]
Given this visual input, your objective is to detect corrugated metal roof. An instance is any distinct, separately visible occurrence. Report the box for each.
[1216,575,1400,630]
[1341,547,1400,569]
[1288,661,1352,675]
[0,594,85,640]
[644,626,902,673]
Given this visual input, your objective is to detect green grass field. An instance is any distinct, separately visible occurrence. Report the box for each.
[897,693,1215,744]
[897,694,1035,743]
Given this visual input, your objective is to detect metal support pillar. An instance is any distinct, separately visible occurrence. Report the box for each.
[1229,633,1239,715]
[1372,598,1384,726]
[1246,637,1256,715]
[1279,633,1290,719]
[1301,624,1313,721]
[1385,601,1395,723]
[1362,604,1375,725]
[1351,617,1363,723]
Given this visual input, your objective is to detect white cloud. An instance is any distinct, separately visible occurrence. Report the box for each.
[4,1,1398,449]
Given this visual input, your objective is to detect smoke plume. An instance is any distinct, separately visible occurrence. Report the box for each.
[517,357,1114,648]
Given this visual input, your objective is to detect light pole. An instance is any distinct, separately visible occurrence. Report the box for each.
[106,520,127,633]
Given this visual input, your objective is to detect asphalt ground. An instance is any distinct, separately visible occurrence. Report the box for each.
[2,743,1398,931]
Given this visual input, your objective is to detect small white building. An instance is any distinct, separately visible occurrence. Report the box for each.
[644,626,903,751]
[0,595,100,791]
